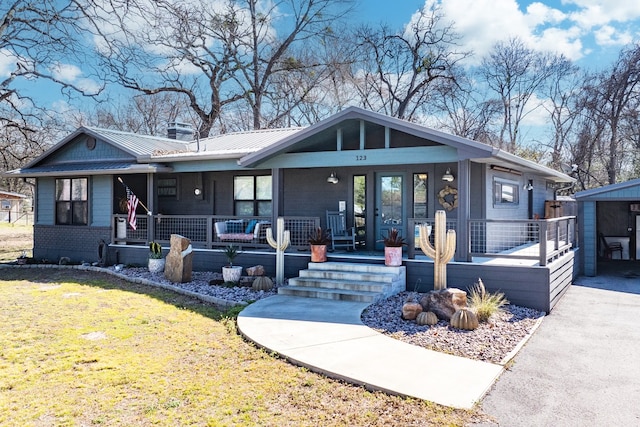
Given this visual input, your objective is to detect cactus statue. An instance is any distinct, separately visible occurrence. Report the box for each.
[450,308,479,330]
[418,210,456,290]
[266,217,290,286]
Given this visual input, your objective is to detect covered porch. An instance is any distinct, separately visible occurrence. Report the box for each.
[108,213,578,313]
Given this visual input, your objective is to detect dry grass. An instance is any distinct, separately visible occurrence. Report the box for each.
[0,268,483,426]
[0,223,33,261]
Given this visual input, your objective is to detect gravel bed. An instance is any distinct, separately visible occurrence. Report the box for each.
[361,291,545,364]
[110,266,279,303]
[109,267,544,364]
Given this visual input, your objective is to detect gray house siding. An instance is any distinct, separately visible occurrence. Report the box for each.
[579,201,597,276]
[43,135,133,165]
[36,178,55,225]
[92,175,113,226]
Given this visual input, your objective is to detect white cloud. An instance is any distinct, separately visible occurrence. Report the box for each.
[51,63,83,82]
[567,0,640,28]
[49,62,101,95]
[0,49,18,78]
[593,25,634,46]
[416,0,639,66]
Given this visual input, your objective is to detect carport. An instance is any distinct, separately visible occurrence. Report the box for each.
[575,178,640,275]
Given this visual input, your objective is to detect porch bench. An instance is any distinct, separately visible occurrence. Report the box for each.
[214,219,270,245]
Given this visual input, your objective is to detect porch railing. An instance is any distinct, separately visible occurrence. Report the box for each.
[112,214,320,250]
[408,216,577,266]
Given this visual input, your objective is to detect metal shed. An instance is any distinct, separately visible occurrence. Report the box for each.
[575,178,640,276]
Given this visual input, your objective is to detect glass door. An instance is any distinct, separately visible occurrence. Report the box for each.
[375,173,405,250]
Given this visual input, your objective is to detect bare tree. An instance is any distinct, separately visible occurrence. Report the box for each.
[541,59,582,169]
[1,0,104,193]
[581,44,640,184]
[80,0,353,136]
[432,74,500,143]
[479,37,567,152]
[352,4,470,121]
[70,92,192,136]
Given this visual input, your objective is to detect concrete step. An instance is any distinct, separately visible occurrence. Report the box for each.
[278,262,406,302]
[308,261,405,277]
[277,285,382,303]
[299,269,398,284]
[288,277,388,293]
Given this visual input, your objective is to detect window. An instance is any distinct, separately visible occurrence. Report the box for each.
[493,178,519,206]
[353,175,366,243]
[234,175,272,216]
[413,173,428,218]
[56,178,88,225]
[157,178,177,197]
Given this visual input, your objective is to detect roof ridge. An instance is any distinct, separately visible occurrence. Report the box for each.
[84,126,187,142]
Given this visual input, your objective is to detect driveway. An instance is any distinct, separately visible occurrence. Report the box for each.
[474,265,640,426]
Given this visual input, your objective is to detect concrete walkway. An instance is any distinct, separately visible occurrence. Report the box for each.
[237,295,503,409]
[474,270,640,426]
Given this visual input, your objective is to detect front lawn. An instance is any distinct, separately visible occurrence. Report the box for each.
[0,268,480,426]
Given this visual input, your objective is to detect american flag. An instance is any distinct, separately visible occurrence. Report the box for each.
[126,187,139,230]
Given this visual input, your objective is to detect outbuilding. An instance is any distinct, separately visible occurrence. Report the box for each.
[575,178,640,276]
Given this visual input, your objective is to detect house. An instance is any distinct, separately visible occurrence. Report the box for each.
[575,179,640,276]
[4,107,577,311]
[0,190,30,223]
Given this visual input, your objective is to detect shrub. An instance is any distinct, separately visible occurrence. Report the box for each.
[379,228,406,247]
[467,278,508,322]
[308,227,331,245]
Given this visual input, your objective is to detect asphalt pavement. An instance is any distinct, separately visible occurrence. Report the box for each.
[474,264,640,426]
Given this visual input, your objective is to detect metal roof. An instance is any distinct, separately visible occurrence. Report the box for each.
[4,162,172,178]
[574,178,640,200]
[152,128,304,161]
[83,127,192,158]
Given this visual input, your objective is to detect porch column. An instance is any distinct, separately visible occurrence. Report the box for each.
[147,173,155,243]
[271,168,284,226]
[455,159,471,262]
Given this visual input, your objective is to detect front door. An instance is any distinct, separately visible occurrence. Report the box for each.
[375,173,405,250]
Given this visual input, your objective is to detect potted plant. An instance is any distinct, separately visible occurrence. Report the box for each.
[17,250,28,265]
[380,228,406,266]
[308,227,331,262]
[148,241,165,273]
[222,244,243,283]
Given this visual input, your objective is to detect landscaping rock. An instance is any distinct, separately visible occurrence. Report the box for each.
[420,288,467,320]
[246,265,265,276]
[164,234,193,283]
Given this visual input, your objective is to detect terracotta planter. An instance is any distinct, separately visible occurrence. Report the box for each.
[148,258,165,274]
[384,246,403,266]
[310,244,327,262]
[222,265,243,283]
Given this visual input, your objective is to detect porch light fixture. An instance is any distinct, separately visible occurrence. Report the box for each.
[524,182,534,191]
[441,168,454,182]
[327,172,339,184]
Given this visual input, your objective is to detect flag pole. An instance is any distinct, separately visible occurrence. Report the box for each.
[117,176,152,215]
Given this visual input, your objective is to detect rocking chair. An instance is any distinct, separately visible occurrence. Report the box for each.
[326,210,356,251]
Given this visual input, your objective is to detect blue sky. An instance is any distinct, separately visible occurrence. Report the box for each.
[354,0,640,69]
[4,0,638,113]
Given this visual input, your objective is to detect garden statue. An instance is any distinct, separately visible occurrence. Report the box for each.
[266,217,290,286]
[418,210,456,290]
